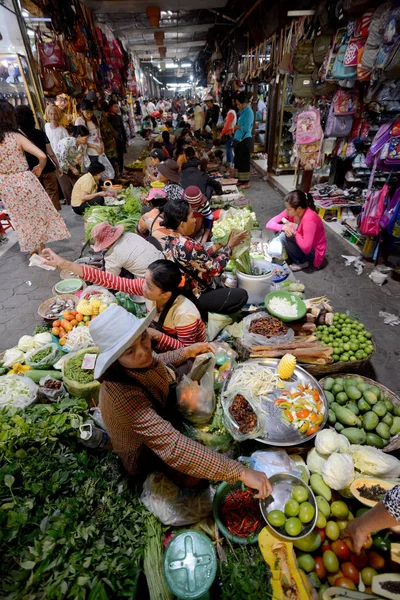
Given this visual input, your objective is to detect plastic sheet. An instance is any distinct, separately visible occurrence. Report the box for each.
[222,388,266,441]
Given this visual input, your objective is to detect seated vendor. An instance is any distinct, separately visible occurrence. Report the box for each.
[180,147,222,200]
[80,302,273,494]
[266,189,327,272]
[183,186,214,243]
[42,248,205,351]
[143,148,167,186]
[137,188,169,239]
[71,163,110,216]
[90,222,163,278]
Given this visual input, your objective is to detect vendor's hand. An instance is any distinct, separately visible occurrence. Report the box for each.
[71,167,79,177]
[240,467,272,499]
[184,342,215,360]
[147,327,162,341]
[282,223,296,237]
[228,230,248,249]
[57,168,64,177]
[32,165,43,178]
[40,248,65,269]
[340,520,370,554]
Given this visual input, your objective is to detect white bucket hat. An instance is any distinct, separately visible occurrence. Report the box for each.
[89,305,156,380]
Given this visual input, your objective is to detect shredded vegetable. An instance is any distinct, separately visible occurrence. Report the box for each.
[268,296,298,318]
[274,384,325,436]
[225,363,278,399]
[64,327,94,352]
[0,376,36,408]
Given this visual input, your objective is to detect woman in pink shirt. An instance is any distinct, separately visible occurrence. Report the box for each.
[266,190,327,271]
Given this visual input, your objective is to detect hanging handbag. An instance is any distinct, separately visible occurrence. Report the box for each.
[292,39,315,73]
[111,39,124,59]
[38,37,66,70]
[325,103,354,137]
[73,25,89,53]
[41,69,65,95]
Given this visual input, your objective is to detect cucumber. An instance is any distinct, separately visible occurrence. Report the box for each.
[24,370,62,384]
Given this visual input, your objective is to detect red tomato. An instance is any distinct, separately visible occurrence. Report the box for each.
[316,528,326,543]
[368,551,385,571]
[342,561,360,584]
[343,537,354,552]
[350,550,367,569]
[321,541,332,554]
[331,540,350,561]
[327,570,343,586]
[335,577,357,590]
[315,557,326,580]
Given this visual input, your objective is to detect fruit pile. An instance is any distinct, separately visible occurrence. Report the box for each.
[51,310,96,347]
[267,484,315,537]
[324,375,400,448]
[315,313,374,363]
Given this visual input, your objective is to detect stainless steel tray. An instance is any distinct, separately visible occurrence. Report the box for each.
[222,358,328,446]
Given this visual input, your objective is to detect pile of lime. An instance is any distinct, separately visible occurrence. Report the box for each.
[267,485,315,537]
[315,314,373,363]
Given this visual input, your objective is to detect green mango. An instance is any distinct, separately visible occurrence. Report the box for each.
[323,377,335,392]
[357,382,369,393]
[384,398,394,413]
[334,422,344,432]
[332,383,344,396]
[358,398,371,413]
[362,411,379,431]
[334,405,362,427]
[325,390,335,404]
[341,427,366,444]
[347,402,360,415]
[310,473,332,502]
[366,433,385,449]
[364,390,378,405]
[316,496,331,518]
[394,406,400,417]
[383,413,393,427]
[328,409,336,425]
[346,386,362,401]
[368,385,381,400]
[372,402,387,418]
[376,422,390,441]
[390,416,400,436]
[336,392,348,405]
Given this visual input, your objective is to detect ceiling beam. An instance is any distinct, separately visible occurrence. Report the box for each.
[82,0,227,14]
[129,40,205,50]
[114,23,216,34]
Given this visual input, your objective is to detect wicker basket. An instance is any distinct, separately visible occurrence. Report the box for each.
[319,374,400,453]
[38,295,78,320]
[302,345,375,377]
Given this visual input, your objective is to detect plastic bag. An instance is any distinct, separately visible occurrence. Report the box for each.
[26,343,62,370]
[268,233,288,260]
[62,347,100,402]
[140,472,214,526]
[249,450,303,479]
[38,376,66,403]
[176,353,216,424]
[0,375,38,409]
[81,286,115,305]
[241,311,294,348]
[222,388,266,441]
[207,313,232,341]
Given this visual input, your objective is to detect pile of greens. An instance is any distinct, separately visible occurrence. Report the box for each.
[219,544,272,600]
[0,398,147,599]
[84,186,144,240]
[63,352,96,384]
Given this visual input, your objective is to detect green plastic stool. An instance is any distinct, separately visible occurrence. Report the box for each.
[164,530,217,600]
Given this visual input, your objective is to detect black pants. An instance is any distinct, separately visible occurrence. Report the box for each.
[72,197,104,215]
[197,287,248,320]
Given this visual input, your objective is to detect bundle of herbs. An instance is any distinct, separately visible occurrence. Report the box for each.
[219,543,272,600]
[0,398,148,599]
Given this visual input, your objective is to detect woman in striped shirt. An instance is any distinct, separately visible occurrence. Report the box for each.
[41,250,205,351]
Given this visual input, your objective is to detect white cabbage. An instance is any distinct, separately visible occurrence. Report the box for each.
[315,430,340,455]
[33,332,53,348]
[337,434,351,454]
[306,448,327,474]
[349,445,400,478]
[3,347,25,367]
[322,453,355,490]
[17,335,35,352]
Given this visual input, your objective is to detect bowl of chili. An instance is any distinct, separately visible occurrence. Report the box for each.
[213,481,265,545]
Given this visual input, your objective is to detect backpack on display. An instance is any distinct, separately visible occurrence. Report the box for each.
[332,45,357,78]
[380,187,400,231]
[357,46,372,80]
[293,73,313,97]
[381,135,400,167]
[312,69,337,95]
[313,35,333,65]
[359,183,388,237]
[354,8,375,38]
[366,118,400,169]
[382,39,400,80]
[317,0,342,33]
[292,40,315,73]
[325,103,354,137]
[333,89,359,114]
[361,2,391,70]
[296,109,323,144]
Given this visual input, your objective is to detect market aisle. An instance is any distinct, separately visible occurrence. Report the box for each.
[247,174,400,396]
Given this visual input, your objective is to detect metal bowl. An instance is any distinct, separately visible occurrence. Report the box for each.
[259,473,317,541]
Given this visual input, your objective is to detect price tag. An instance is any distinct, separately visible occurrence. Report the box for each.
[82,354,97,370]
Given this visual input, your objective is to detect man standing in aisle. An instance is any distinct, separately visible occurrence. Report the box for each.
[204,95,220,140]
[107,101,127,174]
[147,98,156,114]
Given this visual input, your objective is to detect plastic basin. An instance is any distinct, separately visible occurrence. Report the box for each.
[236,258,273,305]
[213,481,263,545]
[54,279,83,294]
[265,291,306,322]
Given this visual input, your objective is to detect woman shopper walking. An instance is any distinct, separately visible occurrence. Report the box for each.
[16,105,62,211]
[0,100,70,254]
[45,104,72,204]
[219,98,237,177]
[56,125,90,190]
[234,92,254,188]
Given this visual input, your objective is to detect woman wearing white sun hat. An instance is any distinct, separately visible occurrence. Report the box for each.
[87,304,272,495]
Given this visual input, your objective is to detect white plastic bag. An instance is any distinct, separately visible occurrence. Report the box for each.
[176,353,216,424]
[249,450,302,479]
[241,311,294,348]
[222,388,266,441]
[140,472,214,526]
[268,233,288,260]
[97,154,115,181]
[38,376,66,403]
[0,375,38,409]
[81,285,115,305]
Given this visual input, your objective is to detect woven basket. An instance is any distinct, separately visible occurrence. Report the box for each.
[302,345,375,377]
[38,295,78,320]
[320,374,400,453]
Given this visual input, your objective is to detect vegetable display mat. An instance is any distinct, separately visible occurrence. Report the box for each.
[222,359,328,446]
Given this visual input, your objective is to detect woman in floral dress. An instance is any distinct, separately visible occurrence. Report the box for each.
[0,100,70,254]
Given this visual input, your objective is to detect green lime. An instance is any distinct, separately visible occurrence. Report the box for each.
[299,502,315,524]
[267,510,286,528]
[285,517,303,537]
[284,499,300,518]
[292,485,308,503]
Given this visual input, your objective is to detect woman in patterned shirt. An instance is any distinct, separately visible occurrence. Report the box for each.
[55,125,90,189]
[341,485,400,553]
[161,198,248,319]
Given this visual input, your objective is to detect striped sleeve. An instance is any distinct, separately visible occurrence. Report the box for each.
[82,266,144,295]
[198,200,213,219]
[157,332,183,351]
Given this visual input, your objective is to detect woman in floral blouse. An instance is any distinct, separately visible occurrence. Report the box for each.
[55,125,90,190]
[161,198,248,318]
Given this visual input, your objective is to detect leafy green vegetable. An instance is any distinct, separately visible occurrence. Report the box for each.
[84,188,142,240]
[0,398,148,599]
[32,325,52,335]
[219,544,272,600]
[143,514,173,600]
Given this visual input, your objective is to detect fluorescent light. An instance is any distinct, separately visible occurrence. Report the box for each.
[165,64,177,68]
[181,63,192,67]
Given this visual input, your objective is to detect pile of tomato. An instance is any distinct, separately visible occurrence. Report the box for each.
[51,310,93,346]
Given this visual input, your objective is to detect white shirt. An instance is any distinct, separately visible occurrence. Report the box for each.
[104,232,163,277]
[141,104,149,118]
[147,101,156,113]
[44,123,68,154]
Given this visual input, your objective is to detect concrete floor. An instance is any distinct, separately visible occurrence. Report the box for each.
[1,138,399,395]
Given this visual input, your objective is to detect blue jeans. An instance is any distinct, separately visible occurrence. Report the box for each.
[225,135,234,166]
[283,235,315,265]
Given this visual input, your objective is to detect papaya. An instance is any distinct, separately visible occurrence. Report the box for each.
[372,573,400,599]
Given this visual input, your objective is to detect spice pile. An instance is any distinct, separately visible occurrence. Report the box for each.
[220,487,264,538]
[249,316,288,338]
[229,394,257,434]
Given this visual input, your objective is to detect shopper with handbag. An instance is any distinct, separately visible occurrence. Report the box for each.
[75,100,114,180]
[56,125,90,189]
[44,104,72,204]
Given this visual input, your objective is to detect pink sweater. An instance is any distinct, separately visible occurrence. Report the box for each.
[266,208,327,268]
